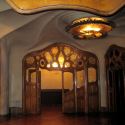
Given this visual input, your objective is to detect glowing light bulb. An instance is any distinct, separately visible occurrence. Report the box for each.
[80,25,101,33]
[47,64,50,68]
[52,62,58,68]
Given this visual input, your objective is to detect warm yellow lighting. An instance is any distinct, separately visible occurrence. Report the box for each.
[52,62,58,68]
[66,17,113,39]
[58,52,64,68]
[47,64,50,68]
[80,25,101,33]
[65,62,70,68]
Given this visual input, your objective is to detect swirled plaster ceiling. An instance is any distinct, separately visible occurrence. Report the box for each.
[0,0,125,42]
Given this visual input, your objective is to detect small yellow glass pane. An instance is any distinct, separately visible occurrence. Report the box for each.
[65,62,70,68]
[70,53,77,62]
[51,47,58,56]
[52,62,58,68]
[77,70,84,88]
[26,56,35,65]
[64,47,71,56]
[45,52,52,63]
[31,72,36,83]
[58,52,64,68]
[88,67,96,82]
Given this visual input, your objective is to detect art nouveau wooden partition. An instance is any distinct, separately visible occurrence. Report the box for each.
[105,45,125,112]
[23,43,99,114]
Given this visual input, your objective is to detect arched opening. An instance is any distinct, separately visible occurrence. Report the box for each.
[105,45,125,113]
[23,43,99,114]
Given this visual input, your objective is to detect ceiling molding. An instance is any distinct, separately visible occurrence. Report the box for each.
[6,0,125,15]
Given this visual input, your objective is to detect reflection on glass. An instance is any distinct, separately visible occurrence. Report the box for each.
[77,70,84,88]
[31,72,36,83]
[88,67,96,82]
[40,69,62,89]
[64,72,73,91]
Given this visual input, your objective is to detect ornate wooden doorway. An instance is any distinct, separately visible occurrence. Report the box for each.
[23,43,99,114]
[23,69,41,114]
[105,45,125,112]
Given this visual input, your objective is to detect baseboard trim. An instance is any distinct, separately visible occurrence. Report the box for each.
[100,107,108,112]
[0,115,10,121]
[9,107,23,116]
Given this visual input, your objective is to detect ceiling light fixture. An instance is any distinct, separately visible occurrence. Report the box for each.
[66,17,113,39]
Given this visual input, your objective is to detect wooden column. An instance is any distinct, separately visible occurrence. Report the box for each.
[84,63,88,113]
[73,69,77,113]
[62,71,64,112]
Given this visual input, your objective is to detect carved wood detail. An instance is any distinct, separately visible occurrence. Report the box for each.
[22,43,99,114]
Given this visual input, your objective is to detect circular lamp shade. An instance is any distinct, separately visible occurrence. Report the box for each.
[66,17,113,39]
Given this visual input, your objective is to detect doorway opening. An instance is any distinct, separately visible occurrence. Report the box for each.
[23,43,99,114]
[41,69,62,108]
[106,45,125,113]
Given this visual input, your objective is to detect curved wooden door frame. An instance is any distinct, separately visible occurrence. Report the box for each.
[105,44,125,112]
[22,43,99,114]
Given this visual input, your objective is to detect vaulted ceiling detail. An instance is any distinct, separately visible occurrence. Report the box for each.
[6,0,125,15]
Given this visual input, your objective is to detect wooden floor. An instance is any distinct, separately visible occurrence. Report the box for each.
[0,106,124,125]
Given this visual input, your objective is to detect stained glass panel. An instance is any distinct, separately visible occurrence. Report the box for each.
[64,47,71,56]
[70,53,78,62]
[65,62,70,68]
[51,47,58,56]
[58,52,64,68]
[26,56,35,65]
[45,52,52,63]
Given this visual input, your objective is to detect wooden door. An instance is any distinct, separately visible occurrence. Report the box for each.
[76,70,85,113]
[105,45,125,112]
[107,69,125,112]
[63,72,75,113]
[87,67,99,112]
[24,69,41,114]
